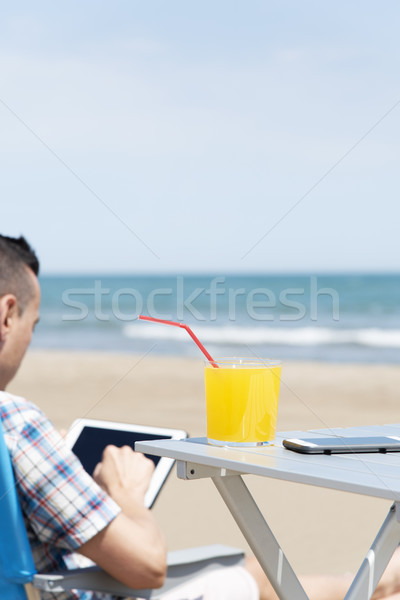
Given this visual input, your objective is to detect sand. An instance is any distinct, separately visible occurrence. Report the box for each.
[9,349,400,576]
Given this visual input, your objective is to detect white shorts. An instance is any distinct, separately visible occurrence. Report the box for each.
[159,566,259,600]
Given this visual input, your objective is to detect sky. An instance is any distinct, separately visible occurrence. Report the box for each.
[1,1,400,274]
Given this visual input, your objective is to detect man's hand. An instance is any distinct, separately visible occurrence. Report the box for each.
[93,445,154,507]
[79,444,167,589]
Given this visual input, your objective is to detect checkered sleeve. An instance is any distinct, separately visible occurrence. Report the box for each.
[3,396,121,553]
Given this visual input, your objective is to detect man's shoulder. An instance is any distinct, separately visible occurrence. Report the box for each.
[0,389,41,412]
[0,390,44,432]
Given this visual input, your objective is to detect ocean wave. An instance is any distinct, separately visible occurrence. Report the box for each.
[125,324,400,349]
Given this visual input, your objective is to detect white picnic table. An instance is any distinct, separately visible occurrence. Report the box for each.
[137,424,400,600]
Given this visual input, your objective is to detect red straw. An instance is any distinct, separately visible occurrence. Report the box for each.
[138,315,218,367]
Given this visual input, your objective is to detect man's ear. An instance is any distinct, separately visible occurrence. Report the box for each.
[0,295,18,342]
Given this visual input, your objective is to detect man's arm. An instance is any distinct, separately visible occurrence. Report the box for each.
[78,446,167,590]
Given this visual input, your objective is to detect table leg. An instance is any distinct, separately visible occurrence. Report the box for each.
[213,474,310,600]
[344,502,400,600]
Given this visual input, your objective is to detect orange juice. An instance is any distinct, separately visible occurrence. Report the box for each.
[204,359,281,446]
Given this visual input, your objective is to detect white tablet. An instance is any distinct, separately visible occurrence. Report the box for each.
[66,418,187,508]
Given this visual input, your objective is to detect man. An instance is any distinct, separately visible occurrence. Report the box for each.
[0,235,166,599]
[1,233,399,600]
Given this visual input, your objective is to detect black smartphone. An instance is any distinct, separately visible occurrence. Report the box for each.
[282,435,400,454]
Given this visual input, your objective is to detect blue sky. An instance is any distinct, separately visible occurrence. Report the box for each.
[1,1,399,274]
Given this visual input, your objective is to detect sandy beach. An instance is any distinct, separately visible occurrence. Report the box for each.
[9,350,400,577]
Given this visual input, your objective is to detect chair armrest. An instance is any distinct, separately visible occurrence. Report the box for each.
[33,544,245,598]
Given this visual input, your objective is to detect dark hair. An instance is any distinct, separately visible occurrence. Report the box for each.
[0,235,40,313]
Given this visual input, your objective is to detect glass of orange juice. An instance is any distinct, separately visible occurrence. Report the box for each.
[204,358,281,446]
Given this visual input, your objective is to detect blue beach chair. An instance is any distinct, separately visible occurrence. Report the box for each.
[0,421,244,599]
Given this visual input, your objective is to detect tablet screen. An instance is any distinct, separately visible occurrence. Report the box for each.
[66,419,187,508]
[71,426,171,476]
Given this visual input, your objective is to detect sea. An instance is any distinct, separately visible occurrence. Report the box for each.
[34,273,400,364]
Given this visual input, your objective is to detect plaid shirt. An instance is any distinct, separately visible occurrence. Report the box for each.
[0,391,121,600]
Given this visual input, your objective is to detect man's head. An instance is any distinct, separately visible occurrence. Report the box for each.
[0,235,40,390]
[0,235,39,312]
